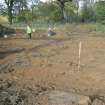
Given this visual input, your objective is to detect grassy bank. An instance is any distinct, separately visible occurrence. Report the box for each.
[96,23,105,33]
[1,21,105,34]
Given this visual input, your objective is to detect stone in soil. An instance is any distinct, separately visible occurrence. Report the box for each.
[92,98,105,105]
[36,90,91,105]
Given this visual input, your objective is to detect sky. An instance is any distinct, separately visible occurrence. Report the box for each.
[0,0,104,5]
[41,0,49,2]
[0,0,49,3]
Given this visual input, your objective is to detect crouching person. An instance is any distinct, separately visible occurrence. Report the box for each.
[48,26,56,37]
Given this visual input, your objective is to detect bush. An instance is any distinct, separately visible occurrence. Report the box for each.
[78,6,95,23]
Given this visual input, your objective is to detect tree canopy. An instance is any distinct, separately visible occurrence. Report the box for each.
[1,0,105,24]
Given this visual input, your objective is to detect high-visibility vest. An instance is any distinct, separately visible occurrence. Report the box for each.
[27,26,32,34]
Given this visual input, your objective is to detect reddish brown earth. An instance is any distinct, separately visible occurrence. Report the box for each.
[1,24,105,105]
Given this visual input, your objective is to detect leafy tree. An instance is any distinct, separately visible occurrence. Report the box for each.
[29,0,40,21]
[64,2,77,22]
[94,1,105,23]
[38,2,62,22]
[16,10,31,22]
[4,0,15,24]
[80,6,95,22]
[4,0,28,24]
[13,0,28,22]
[56,0,72,21]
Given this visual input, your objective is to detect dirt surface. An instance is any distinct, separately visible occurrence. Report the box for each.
[1,24,105,105]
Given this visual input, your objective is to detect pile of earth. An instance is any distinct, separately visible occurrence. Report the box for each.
[0,24,15,37]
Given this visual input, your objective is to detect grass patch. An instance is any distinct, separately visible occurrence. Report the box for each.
[1,21,98,34]
[96,23,105,32]
[0,16,8,23]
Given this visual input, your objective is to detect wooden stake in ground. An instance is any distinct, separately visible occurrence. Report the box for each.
[78,41,82,71]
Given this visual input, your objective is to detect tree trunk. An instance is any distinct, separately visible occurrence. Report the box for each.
[58,0,72,22]
[58,1,68,22]
[59,3,65,21]
[8,7,13,24]
[32,6,34,21]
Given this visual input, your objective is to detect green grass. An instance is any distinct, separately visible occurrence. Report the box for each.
[0,16,8,24]
[1,20,104,34]
[96,23,105,32]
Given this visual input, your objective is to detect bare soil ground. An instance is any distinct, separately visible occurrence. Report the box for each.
[1,24,105,105]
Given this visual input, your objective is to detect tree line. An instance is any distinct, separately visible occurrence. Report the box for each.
[0,0,105,24]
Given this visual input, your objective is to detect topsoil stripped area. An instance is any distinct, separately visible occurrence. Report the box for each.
[1,25,105,105]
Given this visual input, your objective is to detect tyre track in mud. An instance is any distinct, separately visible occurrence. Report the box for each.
[0,37,71,73]
[0,37,71,57]
[1,31,99,57]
